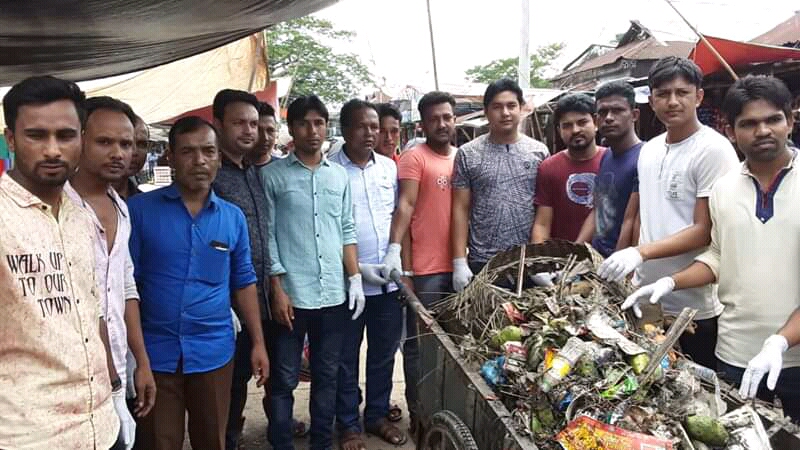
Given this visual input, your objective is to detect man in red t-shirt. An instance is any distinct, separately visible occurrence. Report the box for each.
[532,93,605,242]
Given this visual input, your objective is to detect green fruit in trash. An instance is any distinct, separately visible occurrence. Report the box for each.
[685,415,729,447]
[530,415,543,433]
[492,326,523,348]
[576,357,598,378]
[535,406,556,428]
[629,353,650,375]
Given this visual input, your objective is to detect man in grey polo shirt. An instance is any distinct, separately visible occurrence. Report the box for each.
[450,78,549,291]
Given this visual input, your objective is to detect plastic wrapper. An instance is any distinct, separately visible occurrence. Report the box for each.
[556,415,674,450]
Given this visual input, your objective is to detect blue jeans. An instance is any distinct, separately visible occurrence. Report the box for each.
[718,360,800,422]
[403,273,453,418]
[269,302,349,450]
[336,290,404,432]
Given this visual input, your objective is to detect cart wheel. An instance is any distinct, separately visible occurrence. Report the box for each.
[420,410,478,450]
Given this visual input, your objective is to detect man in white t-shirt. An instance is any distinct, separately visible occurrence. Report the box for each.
[623,75,800,421]
[598,57,739,369]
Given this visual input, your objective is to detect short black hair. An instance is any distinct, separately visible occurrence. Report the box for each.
[169,116,218,150]
[85,96,137,128]
[648,56,704,90]
[340,99,378,129]
[287,95,329,125]
[258,102,276,119]
[3,75,86,130]
[595,81,636,109]
[721,75,793,127]
[554,93,596,125]
[377,103,402,123]
[417,91,456,121]
[212,89,259,121]
[483,78,525,110]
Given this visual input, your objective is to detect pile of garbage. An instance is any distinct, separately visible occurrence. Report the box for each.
[434,241,785,450]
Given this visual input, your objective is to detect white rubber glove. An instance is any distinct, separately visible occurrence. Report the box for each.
[231,308,242,335]
[598,247,644,282]
[113,388,136,450]
[359,262,388,285]
[381,243,403,281]
[348,274,366,320]
[531,272,556,287]
[739,334,788,399]
[621,276,675,319]
[452,257,474,292]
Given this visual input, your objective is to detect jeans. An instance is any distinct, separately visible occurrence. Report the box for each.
[718,360,800,422]
[269,302,349,450]
[403,273,453,419]
[336,290,404,432]
[678,316,718,370]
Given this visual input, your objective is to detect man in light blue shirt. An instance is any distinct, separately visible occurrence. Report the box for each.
[329,100,406,448]
[261,95,365,450]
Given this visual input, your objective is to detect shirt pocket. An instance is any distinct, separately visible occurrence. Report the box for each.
[196,242,230,285]
[664,170,685,201]
[377,179,396,210]
[321,187,344,217]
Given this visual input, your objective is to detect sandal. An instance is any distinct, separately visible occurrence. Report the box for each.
[339,430,367,450]
[366,418,408,446]
[387,404,402,422]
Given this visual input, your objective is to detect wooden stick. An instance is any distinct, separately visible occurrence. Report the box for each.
[663,0,739,81]
[515,245,526,297]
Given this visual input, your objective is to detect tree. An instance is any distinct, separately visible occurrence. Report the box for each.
[465,43,564,88]
[267,17,374,104]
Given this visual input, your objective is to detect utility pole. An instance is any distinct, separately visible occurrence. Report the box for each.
[519,0,530,88]
[425,0,440,90]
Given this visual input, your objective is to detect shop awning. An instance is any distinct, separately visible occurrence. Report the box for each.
[0,0,337,86]
[689,34,800,75]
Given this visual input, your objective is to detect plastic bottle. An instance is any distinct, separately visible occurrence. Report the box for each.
[540,337,586,393]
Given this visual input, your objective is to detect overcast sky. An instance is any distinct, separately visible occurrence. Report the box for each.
[315,0,798,92]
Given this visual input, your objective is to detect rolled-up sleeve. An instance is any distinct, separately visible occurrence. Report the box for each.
[230,209,258,289]
[341,180,357,245]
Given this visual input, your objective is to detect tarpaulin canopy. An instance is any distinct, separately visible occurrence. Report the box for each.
[0,0,337,86]
[689,34,800,75]
[163,80,279,125]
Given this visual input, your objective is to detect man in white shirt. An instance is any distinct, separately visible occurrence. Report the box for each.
[67,97,158,448]
[623,75,799,421]
[599,57,739,369]
[330,100,406,448]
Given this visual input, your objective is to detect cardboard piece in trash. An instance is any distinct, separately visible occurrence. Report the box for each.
[556,415,673,450]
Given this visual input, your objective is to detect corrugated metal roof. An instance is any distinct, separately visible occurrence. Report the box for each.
[554,38,694,80]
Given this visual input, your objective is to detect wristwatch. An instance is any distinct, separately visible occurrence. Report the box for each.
[111,377,122,392]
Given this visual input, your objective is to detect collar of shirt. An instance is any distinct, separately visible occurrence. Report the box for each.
[0,172,66,209]
[330,145,377,168]
[161,183,219,211]
[287,151,331,169]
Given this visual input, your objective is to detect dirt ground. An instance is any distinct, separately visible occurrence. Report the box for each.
[183,343,416,450]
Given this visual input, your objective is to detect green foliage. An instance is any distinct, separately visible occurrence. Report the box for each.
[267,16,374,104]
[465,43,564,88]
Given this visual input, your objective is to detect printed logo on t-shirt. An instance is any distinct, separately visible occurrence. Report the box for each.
[566,172,596,206]
[436,174,451,190]
[666,171,683,200]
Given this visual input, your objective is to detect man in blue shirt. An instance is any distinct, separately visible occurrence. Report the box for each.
[576,80,643,256]
[129,116,269,450]
[329,100,406,449]
[261,95,365,450]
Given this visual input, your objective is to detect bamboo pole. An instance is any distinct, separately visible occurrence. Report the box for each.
[425,0,440,90]
[663,0,739,81]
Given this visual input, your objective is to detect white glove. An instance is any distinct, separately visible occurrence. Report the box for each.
[231,308,242,334]
[359,262,388,285]
[621,276,675,319]
[531,272,556,287]
[113,388,136,450]
[598,247,644,282]
[381,243,403,281]
[452,257,474,292]
[739,334,788,399]
[348,274,366,320]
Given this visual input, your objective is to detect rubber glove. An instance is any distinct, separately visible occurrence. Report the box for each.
[452,257,474,292]
[598,247,643,282]
[621,276,675,318]
[739,334,788,399]
[348,274,366,320]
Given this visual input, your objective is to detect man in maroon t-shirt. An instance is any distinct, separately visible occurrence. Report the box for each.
[532,93,605,242]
